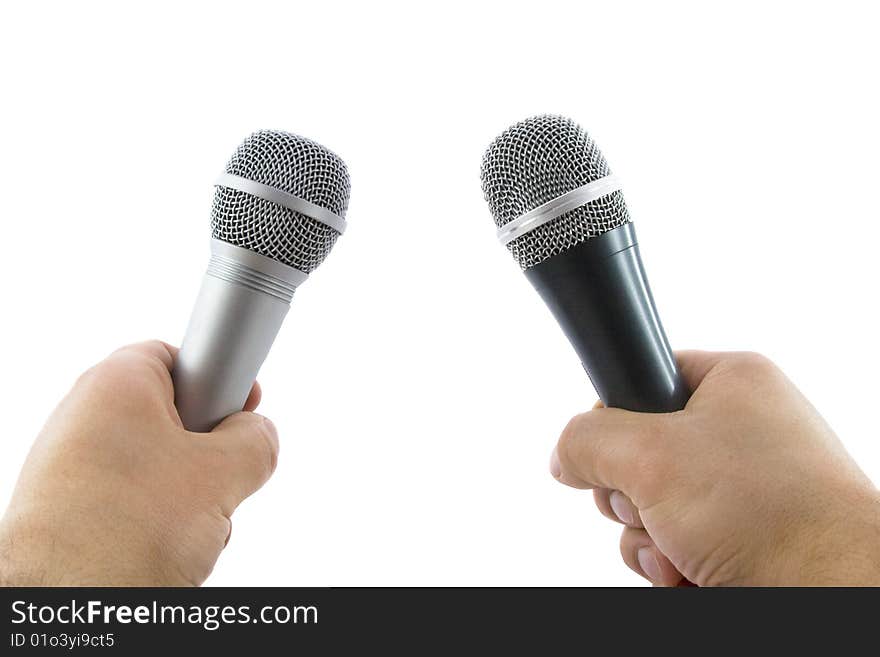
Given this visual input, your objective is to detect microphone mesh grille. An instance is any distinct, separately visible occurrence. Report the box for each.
[480,115,630,269]
[211,130,351,273]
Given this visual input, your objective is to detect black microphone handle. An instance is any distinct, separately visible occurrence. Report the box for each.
[524,223,690,413]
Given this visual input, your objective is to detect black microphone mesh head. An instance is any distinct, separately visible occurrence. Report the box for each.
[211,130,351,273]
[480,115,630,269]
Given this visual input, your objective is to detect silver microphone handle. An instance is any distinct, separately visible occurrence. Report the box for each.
[172,239,307,432]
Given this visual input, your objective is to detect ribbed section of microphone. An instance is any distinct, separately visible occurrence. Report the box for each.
[481,115,689,412]
[173,130,350,431]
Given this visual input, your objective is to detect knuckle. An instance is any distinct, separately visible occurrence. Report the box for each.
[78,353,161,407]
[559,412,589,447]
[251,422,279,480]
[627,422,675,497]
[618,528,637,565]
[72,362,102,390]
[730,351,779,377]
[74,359,127,398]
[557,412,592,465]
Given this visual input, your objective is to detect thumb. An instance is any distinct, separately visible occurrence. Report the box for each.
[205,412,280,514]
[675,350,726,395]
[551,406,674,505]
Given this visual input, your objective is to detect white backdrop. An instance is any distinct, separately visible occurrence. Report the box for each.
[0,1,878,586]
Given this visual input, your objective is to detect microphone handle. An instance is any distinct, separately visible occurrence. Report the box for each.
[524,223,690,413]
[172,240,303,432]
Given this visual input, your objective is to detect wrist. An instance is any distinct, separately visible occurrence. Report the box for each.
[0,510,196,587]
[787,486,880,586]
[0,517,57,586]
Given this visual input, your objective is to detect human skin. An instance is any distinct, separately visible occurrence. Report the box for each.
[0,341,279,586]
[550,350,880,586]
[2,345,877,587]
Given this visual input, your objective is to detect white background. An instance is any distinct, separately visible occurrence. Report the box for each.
[0,1,878,586]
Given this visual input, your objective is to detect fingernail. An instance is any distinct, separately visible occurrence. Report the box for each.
[638,547,662,583]
[609,490,634,525]
[549,447,561,479]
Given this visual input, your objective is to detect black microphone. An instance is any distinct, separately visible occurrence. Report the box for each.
[480,115,689,412]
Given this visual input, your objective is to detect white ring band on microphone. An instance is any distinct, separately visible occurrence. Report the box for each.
[496,174,623,246]
[215,173,347,235]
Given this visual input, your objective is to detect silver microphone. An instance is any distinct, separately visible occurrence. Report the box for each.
[172,130,351,432]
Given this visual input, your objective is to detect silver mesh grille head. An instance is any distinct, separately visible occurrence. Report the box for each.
[211,130,351,273]
[480,115,630,269]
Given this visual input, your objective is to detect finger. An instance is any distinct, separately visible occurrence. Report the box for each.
[593,488,619,523]
[201,412,280,514]
[593,489,643,528]
[243,381,262,412]
[551,407,672,501]
[111,340,178,372]
[619,527,683,587]
[674,350,726,394]
[91,341,179,416]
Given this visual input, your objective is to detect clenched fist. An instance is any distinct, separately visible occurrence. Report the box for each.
[0,341,278,586]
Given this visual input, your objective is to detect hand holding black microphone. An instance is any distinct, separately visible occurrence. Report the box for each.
[481,115,688,412]
[480,115,880,586]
